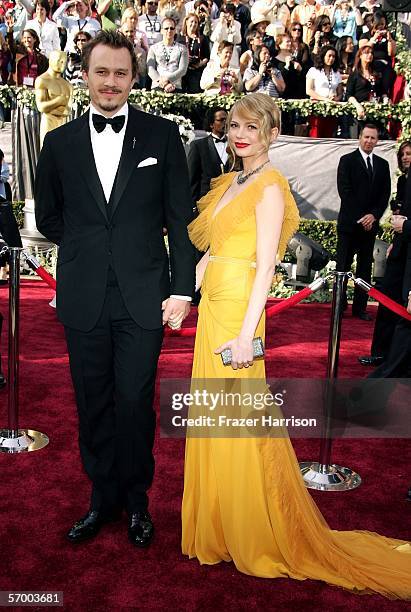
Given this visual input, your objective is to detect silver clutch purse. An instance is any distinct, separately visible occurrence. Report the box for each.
[220,337,265,366]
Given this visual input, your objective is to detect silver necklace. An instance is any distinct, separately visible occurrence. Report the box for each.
[237,160,269,185]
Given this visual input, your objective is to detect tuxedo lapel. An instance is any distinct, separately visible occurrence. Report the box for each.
[207,135,225,175]
[111,106,150,216]
[70,111,108,220]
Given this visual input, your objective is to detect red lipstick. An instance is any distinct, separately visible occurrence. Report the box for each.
[235,142,249,148]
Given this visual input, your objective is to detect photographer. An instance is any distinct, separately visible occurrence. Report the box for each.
[64,30,91,85]
[309,14,337,60]
[210,3,241,67]
[200,39,242,95]
[244,44,285,97]
[194,0,211,38]
[360,11,396,96]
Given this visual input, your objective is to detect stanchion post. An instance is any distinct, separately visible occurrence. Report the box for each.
[299,271,361,491]
[8,248,20,436]
[0,247,49,453]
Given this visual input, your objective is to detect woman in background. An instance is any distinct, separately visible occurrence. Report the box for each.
[200,40,242,95]
[244,44,285,98]
[306,45,343,137]
[178,12,209,93]
[8,27,48,86]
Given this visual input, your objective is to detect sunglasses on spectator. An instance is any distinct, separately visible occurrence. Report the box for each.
[147,2,158,4]
[163,26,175,30]
[292,27,302,31]
[75,37,88,42]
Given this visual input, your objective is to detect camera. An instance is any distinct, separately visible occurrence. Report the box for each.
[265,60,273,71]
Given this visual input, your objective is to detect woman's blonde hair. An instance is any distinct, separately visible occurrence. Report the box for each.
[121,7,138,24]
[227,93,281,166]
[181,12,199,36]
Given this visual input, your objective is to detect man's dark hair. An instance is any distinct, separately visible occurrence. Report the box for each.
[204,106,226,131]
[34,0,50,16]
[359,122,379,135]
[81,30,138,79]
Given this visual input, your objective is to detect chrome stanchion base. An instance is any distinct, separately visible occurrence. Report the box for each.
[0,429,49,453]
[299,461,361,491]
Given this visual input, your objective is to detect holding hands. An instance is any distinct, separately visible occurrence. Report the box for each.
[391,214,407,233]
[162,297,190,330]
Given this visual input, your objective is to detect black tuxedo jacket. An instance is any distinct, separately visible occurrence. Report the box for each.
[402,172,411,303]
[337,149,391,233]
[187,134,229,205]
[35,105,195,332]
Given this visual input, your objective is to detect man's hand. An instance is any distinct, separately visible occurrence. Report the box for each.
[391,215,407,233]
[159,76,169,88]
[162,297,190,329]
[357,213,376,231]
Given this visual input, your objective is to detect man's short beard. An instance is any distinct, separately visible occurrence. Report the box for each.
[99,101,121,112]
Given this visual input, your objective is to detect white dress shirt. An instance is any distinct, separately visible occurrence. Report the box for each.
[89,101,128,202]
[89,102,191,302]
[359,148,374,169]
[211,134,228,165]
[0,160,10,199]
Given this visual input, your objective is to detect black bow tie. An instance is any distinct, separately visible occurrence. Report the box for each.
[92,114,125,133]
[213,136,227,143]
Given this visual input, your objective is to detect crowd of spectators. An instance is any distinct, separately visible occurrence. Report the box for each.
[0,0,410,134]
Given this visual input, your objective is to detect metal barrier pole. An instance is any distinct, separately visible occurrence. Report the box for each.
[0,247,49,453]
[299,271,361,491]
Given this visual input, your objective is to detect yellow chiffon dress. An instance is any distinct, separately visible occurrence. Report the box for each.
[181,167,411,599]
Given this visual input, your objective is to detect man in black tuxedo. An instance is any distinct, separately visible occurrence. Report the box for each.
[35,30,195,547]
[336,124,391,320]
[369,171,411,379]
[187,107,229,206]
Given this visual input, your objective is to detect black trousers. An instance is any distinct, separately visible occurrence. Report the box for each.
[368,319,411,378]
[370,255,405,358]
[336,228,376,314]
[65,273,163,515]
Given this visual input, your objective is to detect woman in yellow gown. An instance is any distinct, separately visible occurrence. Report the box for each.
[180,93,411,599]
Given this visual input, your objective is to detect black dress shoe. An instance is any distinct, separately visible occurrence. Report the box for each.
[353,311,373,321]
[128,511,154,548]
[66,510,121,543]
[358,355,384,367]
[0,373,6,389]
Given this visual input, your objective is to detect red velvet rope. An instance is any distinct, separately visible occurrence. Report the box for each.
[368,287,411,322]
[265,286,313,317]
[34,266,56,291]
[165,286,315,337]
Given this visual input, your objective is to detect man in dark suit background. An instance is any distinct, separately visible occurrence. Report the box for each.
[337,123,391,320]
[369,171,411,379]
[35,30,195,547]
[187,106,229,206]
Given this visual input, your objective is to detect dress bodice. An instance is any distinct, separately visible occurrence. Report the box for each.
[188,167,300,262]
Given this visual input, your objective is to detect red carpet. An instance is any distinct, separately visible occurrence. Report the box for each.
[0,280,410,611]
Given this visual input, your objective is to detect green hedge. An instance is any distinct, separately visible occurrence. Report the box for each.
[295,219,393,259]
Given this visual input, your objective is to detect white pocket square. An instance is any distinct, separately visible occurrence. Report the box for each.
[137,157,158,168]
